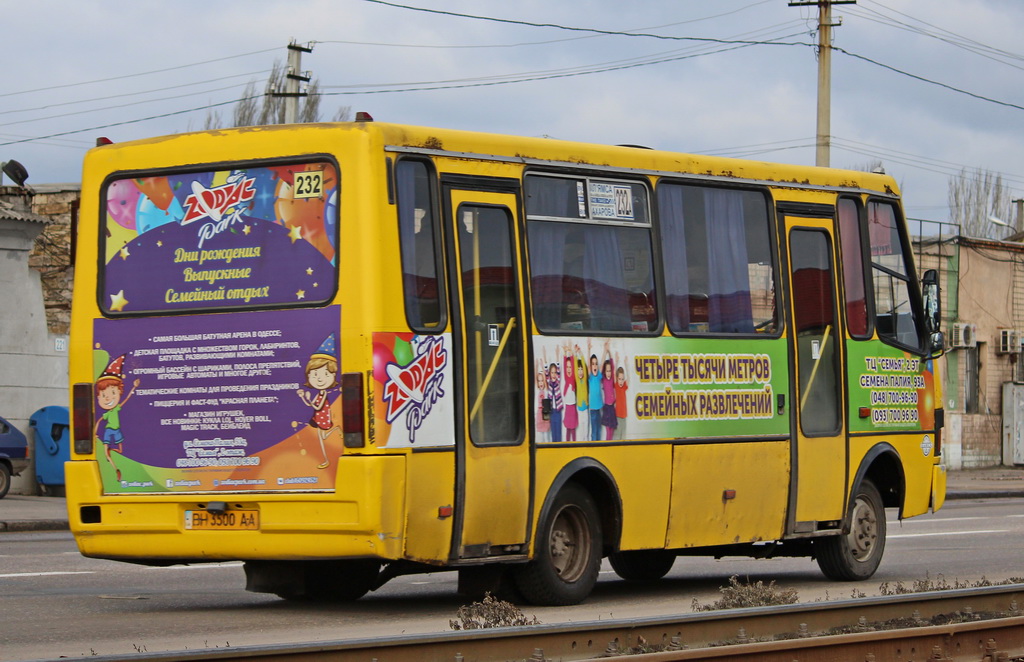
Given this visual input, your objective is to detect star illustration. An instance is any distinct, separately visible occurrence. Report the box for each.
[296,289,306,300]
[288,224,302,243]
[119,246,130,260]
[306,267,313,275]
[109,290,129,312]
[156,240,163,247]
[243,225,251,235]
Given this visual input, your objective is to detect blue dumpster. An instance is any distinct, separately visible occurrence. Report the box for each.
[30,406,69,487]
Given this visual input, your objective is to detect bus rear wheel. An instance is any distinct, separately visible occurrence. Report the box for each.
[609,549,676,582]
[514,483,602,606]
[816,479,886,581]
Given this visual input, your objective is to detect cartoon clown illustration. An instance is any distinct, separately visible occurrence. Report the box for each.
[93,354,140,482]
[296,333,340,469]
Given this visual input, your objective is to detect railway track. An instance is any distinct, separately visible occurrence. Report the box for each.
[26,584,1024,662]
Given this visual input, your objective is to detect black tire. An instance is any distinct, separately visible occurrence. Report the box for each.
[816,480,886,581]
[0,463,11,499]
[609,549,676,582]
[514,483,602,606]
[275,560,381,601]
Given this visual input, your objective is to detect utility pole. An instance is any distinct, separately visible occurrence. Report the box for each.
[279,39,313,124]
[789,1,855,167]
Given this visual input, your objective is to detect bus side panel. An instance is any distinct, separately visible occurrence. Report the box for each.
[403,450,456,563]
[533,445,671,551]
[67,455,406,561]
[848,435,935,518]
[666,442,789,548]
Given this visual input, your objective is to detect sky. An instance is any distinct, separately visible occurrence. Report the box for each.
[2,0,1023,229]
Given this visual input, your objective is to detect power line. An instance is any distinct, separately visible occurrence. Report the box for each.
[0,48,279,99]
[0,70,269,118]
[361,0,812,49]
[0,95,260,147]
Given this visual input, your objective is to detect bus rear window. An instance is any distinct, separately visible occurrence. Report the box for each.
[100,160,339,315]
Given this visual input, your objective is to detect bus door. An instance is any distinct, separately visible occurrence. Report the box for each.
[783,215,847,531]
[443,182,531,560]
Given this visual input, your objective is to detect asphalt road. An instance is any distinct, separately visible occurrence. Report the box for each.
[2,497,1023,661]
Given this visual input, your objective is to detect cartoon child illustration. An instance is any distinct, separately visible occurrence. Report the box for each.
[535,370,551,442]
[297,333,340,469]
[601,350,617,440]
[613,352,628,440]
[93,354,139,482]
[575,350,589,441]
[562,352,578,441]
[547,361,563,442]
[587,340,603,441]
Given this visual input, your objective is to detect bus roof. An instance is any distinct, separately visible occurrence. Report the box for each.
[87,121,900,198]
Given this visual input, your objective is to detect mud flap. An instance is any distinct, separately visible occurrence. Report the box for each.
[931,464,947,512]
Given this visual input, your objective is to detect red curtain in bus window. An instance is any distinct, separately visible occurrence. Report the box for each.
[837,199,869,337]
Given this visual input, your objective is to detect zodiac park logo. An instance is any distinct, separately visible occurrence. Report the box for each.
[382,336,448,443]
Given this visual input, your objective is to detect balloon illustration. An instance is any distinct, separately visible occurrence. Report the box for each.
[134,177,175,211]
[392,337,414,367]
[274,165,337,263]
[136,194,184,234]
[106,180,141,230]
[373,341,394,384]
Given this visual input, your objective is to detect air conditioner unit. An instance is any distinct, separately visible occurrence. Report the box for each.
[997,328,1021,354]
[950,323,977,349]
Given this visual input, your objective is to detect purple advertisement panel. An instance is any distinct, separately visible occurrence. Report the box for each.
[102,162,338,314]
[92,306,344,493]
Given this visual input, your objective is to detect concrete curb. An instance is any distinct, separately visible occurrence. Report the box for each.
[0,519,70,532]
[945,490,1024,501]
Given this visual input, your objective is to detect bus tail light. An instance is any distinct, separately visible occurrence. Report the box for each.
[341,372,365,448]
[72,383,94,455]
[933,427,942,457]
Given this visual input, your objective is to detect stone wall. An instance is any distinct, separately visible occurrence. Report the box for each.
[27,186,78,335]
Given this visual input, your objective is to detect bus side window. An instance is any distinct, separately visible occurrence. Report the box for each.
[396,160,445,331]
[837,198,870,338]
[526,174,657,334]
[658,183,777,335]
[867,200,922,350]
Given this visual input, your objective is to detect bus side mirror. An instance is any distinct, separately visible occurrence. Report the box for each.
[921,269,943,357]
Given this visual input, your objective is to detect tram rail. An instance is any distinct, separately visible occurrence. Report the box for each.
[25,584,1024,662]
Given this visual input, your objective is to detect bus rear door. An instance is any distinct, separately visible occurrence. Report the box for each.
[443,181,531,560]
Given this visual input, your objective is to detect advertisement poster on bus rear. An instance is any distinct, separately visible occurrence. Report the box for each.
[92,159,344,493]
[93,306,344,494]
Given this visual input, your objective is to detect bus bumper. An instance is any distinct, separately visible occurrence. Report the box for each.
[65,455,407,563]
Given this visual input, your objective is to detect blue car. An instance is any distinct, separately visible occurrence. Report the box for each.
[0,416,30,498]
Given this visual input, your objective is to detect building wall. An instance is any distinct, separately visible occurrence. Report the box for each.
[0,186,77,494]
[943,238,1024,467]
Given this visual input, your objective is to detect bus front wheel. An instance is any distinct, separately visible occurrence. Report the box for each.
[816,479,886,581]
[514,483,602,606]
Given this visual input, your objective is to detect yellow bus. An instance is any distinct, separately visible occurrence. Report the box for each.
[68,119,946,605]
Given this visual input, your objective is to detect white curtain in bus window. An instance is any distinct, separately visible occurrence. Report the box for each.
[396,160,443,330]
[528,223,655,333]
[868,201,922,350]
[526,174,656,333]
[657,184,776,334]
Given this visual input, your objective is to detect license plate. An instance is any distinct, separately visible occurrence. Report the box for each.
[184,509,259,530]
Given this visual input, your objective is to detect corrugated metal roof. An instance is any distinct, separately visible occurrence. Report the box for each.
[0,197,49,224]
